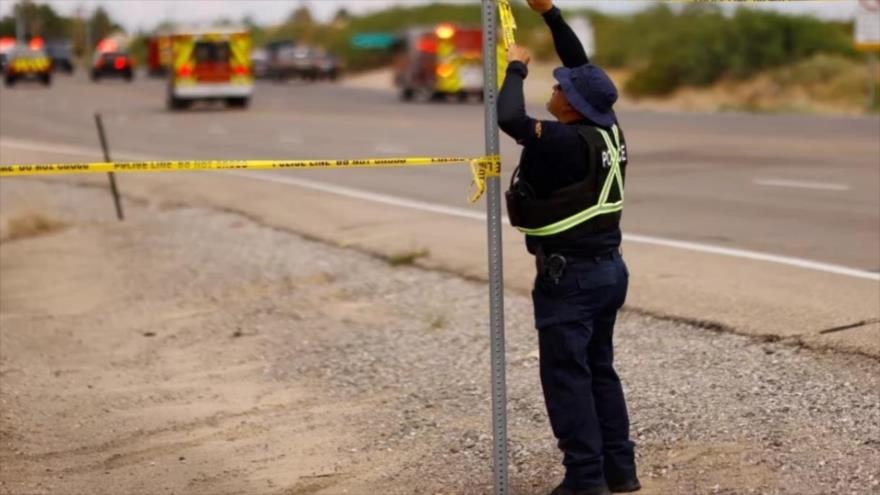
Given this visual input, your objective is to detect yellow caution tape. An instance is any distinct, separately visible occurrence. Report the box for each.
[469,155,502,203]
[0,155,503,203]
[498,0,517,50]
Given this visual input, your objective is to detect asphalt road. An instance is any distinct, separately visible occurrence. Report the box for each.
[1,73,878,270]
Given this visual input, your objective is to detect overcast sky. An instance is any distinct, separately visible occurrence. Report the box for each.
[0,1,864,32]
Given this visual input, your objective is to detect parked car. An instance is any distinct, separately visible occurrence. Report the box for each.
[4,47,52,87]
[251,47,269,79]
[314,50,342,81]
[267,44,315,81]
[45,40,75,73]
[91,51,134,82]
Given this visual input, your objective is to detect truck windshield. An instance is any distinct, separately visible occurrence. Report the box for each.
[194,41,230,64]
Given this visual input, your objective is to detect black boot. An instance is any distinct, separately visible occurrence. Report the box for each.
[549,483,612,495]
[607,477,641,493]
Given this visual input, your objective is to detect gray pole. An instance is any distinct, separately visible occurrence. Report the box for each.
[481,1,508,494]
[15,2,25,43]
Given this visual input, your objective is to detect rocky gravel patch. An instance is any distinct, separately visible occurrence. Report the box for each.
[1,179,878,494]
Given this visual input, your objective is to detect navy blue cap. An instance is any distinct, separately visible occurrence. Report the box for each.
[553,64,618,127]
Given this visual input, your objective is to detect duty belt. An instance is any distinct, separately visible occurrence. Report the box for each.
[535,249,619,284]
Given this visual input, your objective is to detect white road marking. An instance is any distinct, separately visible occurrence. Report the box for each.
[754,178,850,191]
[278,135,303,145]
[0,138,112,158]
[2,136,878,282]
[374,143,410,155]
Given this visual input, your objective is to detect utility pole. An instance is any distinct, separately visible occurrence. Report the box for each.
[15,1,25,43]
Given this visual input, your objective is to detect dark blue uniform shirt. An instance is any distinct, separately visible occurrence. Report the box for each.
[498,7,622,257]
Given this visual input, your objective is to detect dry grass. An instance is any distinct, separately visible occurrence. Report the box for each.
[385,248,430,267]
[1,213,67,242]
[605,55,878,116]
[428,313,448,331]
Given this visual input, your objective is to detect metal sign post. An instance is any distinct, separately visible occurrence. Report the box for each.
[94,113,125,221]
[481,1,508,493]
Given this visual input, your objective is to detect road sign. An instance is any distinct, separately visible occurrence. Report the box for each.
[855,0,880,52]
[351,33,397,49]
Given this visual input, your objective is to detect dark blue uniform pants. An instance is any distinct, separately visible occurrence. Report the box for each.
[531,251,636,490]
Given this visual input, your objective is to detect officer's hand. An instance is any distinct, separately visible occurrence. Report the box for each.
[526,0,553,14]
[507,44,531,65]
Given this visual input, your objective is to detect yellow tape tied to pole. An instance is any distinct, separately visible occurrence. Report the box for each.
[498,0,517,49]
[0,155,502,203]
[469,155,502,203]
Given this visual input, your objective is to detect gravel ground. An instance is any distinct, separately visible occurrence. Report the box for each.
[1,178,878,495]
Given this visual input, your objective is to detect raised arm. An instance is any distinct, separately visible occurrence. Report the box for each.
[527,0,589,68]
[497,45,532,141]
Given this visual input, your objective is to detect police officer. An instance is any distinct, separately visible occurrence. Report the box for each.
[498,1,639,494]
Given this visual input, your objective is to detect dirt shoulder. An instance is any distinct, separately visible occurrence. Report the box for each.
[2,144,875,358]
[2,173,879,494]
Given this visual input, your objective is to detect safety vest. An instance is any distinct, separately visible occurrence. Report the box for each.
[506,124,626,237]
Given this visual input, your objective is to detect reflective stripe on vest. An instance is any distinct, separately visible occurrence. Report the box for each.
[516,124,624,237]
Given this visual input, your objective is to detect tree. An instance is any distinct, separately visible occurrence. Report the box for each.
[332,8,351,28]
[89,6,119,42]
[0,1,69,39]
[0,16,15,38]
[288,6,315,39]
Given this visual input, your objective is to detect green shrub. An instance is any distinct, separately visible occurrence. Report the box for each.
[623,4,857,97]
[250,2,859,89]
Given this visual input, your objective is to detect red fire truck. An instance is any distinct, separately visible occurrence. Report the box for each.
[393,24,505,102]
[146,33,172,77]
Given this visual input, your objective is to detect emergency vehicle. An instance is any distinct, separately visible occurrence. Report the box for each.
[4,46,52,87]
[89,37,135,82]
[0,37,15,72]
[146,33,172,76]
[91,51,134,82]
[393,24,505,102]
[167,28,253,110]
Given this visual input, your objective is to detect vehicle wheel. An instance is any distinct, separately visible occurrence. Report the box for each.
[414,87,439,103]
[4,75,15,87]
[457,91,469,103]
[225,97,249,109]
[400,88,415,102]
[167,95,191,111]
[91,71,99,82]
[124,71,133,82]
[42,73,51,86]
